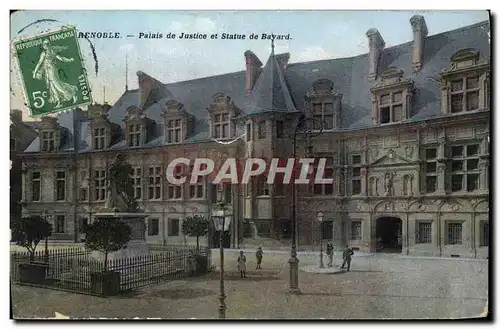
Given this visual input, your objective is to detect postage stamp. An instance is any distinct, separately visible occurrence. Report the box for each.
[12,26,93,117]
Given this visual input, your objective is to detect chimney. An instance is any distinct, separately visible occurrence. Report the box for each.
[410,15,428,72]
[137,71,154,108]
[10,109,23,122]
[244,50,263,96]
[276,53,290,71]
[366,28,386,81]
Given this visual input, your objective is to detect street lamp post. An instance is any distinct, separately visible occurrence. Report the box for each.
[289,117,323,294]
[212,190,230,319]
[317,211,324,268]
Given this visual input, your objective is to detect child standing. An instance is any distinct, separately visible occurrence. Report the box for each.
[256,247,263,269]
[237,250,247,278]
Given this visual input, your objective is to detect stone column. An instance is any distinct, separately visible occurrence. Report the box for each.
[360,167,367,196]
[437,136,447,193]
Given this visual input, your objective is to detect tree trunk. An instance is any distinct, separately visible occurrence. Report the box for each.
[196,236,199,251]
[29,250,34,263]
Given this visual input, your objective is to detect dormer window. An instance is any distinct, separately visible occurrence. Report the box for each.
[440,49,489,115]
[312,103,334,130]
[42,131,56,152]
[371,67,414,125]
[167,119,182,143]
[214,112,230,139]
[128,123,142,147]
[207,93,240,140]
[379,92,403,124]
[306,79,342,131]
[93,127,106,150]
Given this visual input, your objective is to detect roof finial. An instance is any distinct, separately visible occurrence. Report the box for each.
[271,37,275,54]
[125,51,129,92]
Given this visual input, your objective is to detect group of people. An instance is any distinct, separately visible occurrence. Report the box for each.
[326,241,354,271]
[235,243,355,278]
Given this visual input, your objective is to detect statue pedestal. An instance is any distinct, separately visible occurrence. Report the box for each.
[91,211,149,263]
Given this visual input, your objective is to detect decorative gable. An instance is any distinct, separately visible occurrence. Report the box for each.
[88,103,118,150]
[370,67,415,125]
[161,100,195,143]
[370,149,416,167]
[306,78,343,130]
[38,116,62,152]
[124,106,154,147]
[440,49,490,115]
[207,92,241,140]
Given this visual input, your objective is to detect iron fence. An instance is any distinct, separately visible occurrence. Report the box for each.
[10,245,212,296]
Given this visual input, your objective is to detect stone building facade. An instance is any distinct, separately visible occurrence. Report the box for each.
[19,17,490,258]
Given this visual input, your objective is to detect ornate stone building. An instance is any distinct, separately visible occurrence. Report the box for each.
[19,17,490,258]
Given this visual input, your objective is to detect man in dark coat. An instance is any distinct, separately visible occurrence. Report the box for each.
[341,244,354,272]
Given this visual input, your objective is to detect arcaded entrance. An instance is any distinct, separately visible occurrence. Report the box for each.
[376,217,402,253]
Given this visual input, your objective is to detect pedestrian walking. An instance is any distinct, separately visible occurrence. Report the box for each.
[256,247,263,269]
[237,250,247,278]
[341,244,354,272]
[326,241,334,267]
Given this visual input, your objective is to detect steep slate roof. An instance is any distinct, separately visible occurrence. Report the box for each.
[23,20,490,154]
[244,49,298,116]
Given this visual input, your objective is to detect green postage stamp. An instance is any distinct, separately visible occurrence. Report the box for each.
[12,26,93,117]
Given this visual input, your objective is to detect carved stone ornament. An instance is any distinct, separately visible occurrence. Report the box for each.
[356,204,362,211]
[360,168,367,177]
[405,146,414,158]
[419,204,427,211]
[434,199,444,206]
[370,148,379,160]
[451,204,459,212]
[402,202,409,210]
[385,202,394,211]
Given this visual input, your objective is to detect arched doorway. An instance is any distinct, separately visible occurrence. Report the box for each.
[375,217,402,253]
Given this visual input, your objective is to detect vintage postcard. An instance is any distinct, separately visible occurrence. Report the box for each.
[9,10,490,320]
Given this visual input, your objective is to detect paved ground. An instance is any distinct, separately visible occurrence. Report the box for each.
[11,251,488,319]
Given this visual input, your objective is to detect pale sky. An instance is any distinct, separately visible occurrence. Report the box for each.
[10,10,489,120]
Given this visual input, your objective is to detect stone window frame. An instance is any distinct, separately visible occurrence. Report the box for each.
[55,170,66,201]
[350,220,362,240]
[132,167,143,200]
[31,171,41,202]
[41,130,57,152]
[168,218,180,237]
[127,123,142,147]
[93,127,107,150]
[423,147,438,194]
[448,142,480,193]
[207,93,240,141]
[440,49,490,115]
[351,154,362,196]
[256,176,269,197]
[258,120,267,139]
[55,214,65,234]
[93,169,106,201]
[446,220,464,245]
[147,166,162,200]
[480,220,489,247]
[311,158,334,196]
[370,67,414,126]
[416,220,433,244]
[311,102,335,131]
[306,78,342,131]
[188,164,205,200]
[167,165,183,200]
[166,118,183,144]
[148,218,160,236]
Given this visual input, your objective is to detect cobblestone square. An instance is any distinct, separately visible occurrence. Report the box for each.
[11,251,488,319]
